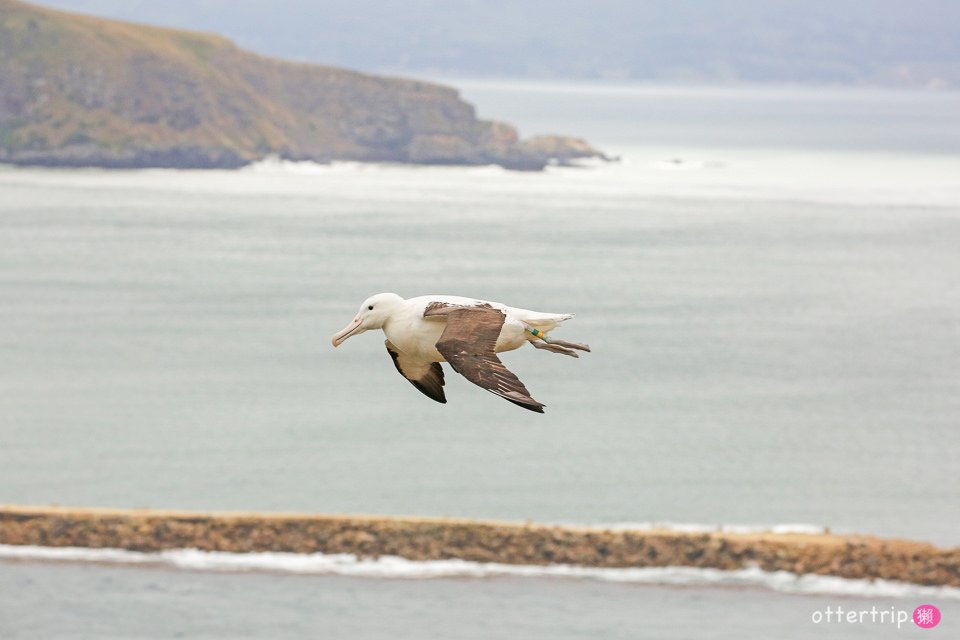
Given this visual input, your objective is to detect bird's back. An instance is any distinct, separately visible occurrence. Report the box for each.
[410,295,573,332]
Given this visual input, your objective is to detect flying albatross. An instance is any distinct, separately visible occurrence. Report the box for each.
[331,294,590,413]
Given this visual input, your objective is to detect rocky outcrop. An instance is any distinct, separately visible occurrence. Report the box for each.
[0,0,606,170]
[1,506,958,587]
[519,135,614,165]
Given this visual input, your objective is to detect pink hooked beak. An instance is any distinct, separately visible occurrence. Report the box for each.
[331,315,364,347]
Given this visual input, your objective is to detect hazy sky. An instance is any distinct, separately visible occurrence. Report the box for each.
[28,1,960,86]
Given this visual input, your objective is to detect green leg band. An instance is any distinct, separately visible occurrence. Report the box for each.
[524,324,548,340]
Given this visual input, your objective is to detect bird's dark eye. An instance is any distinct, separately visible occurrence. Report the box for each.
[368,305,374,310]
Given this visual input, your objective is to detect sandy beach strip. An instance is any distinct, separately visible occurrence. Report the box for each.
[1,505,957,587]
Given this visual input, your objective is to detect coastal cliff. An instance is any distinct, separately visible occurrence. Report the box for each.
[1,506,958,587]
[0,0,604,170]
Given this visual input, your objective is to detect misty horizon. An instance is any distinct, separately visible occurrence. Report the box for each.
[23,0,960,89]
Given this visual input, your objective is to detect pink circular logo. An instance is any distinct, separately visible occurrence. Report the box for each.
[913,604,941,629]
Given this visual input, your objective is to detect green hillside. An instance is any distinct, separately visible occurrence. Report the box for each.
[0,0,601,169]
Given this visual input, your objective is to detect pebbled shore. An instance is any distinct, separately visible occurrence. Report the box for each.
[1,505,957,587]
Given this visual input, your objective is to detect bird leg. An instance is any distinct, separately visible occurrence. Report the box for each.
[522,323,590,357]
[531,340,579,357]
[545,338,591,352]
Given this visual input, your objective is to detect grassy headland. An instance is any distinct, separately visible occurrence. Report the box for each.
[0,0,603,169]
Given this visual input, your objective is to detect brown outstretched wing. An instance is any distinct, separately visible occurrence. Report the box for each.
[428,306,545,413]
[385,340,446,404]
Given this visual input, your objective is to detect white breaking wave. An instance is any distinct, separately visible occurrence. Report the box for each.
[1,544,957,601]
[561,522,830,535]
[241,156,355,175]
[241,155,511,176]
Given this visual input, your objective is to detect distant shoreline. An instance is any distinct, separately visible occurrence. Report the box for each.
[1,505,957,588]
[0,0,607,172]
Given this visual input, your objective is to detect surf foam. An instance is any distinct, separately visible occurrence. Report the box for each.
[562,522,830,535]
[2,544,957,601]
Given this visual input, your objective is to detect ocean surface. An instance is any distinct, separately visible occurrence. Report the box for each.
[1,82,959,638]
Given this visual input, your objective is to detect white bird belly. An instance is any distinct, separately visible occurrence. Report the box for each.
[495,321,530,353]
[383,317,445,362]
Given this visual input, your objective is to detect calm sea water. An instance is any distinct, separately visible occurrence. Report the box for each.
[3,560,957,640]
[1,83,959,638]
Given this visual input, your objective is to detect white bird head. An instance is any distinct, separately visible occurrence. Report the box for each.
[331,292,404,347]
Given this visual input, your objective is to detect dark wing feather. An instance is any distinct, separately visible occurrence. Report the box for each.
[385,340,446,403]
[431,307,545,413]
